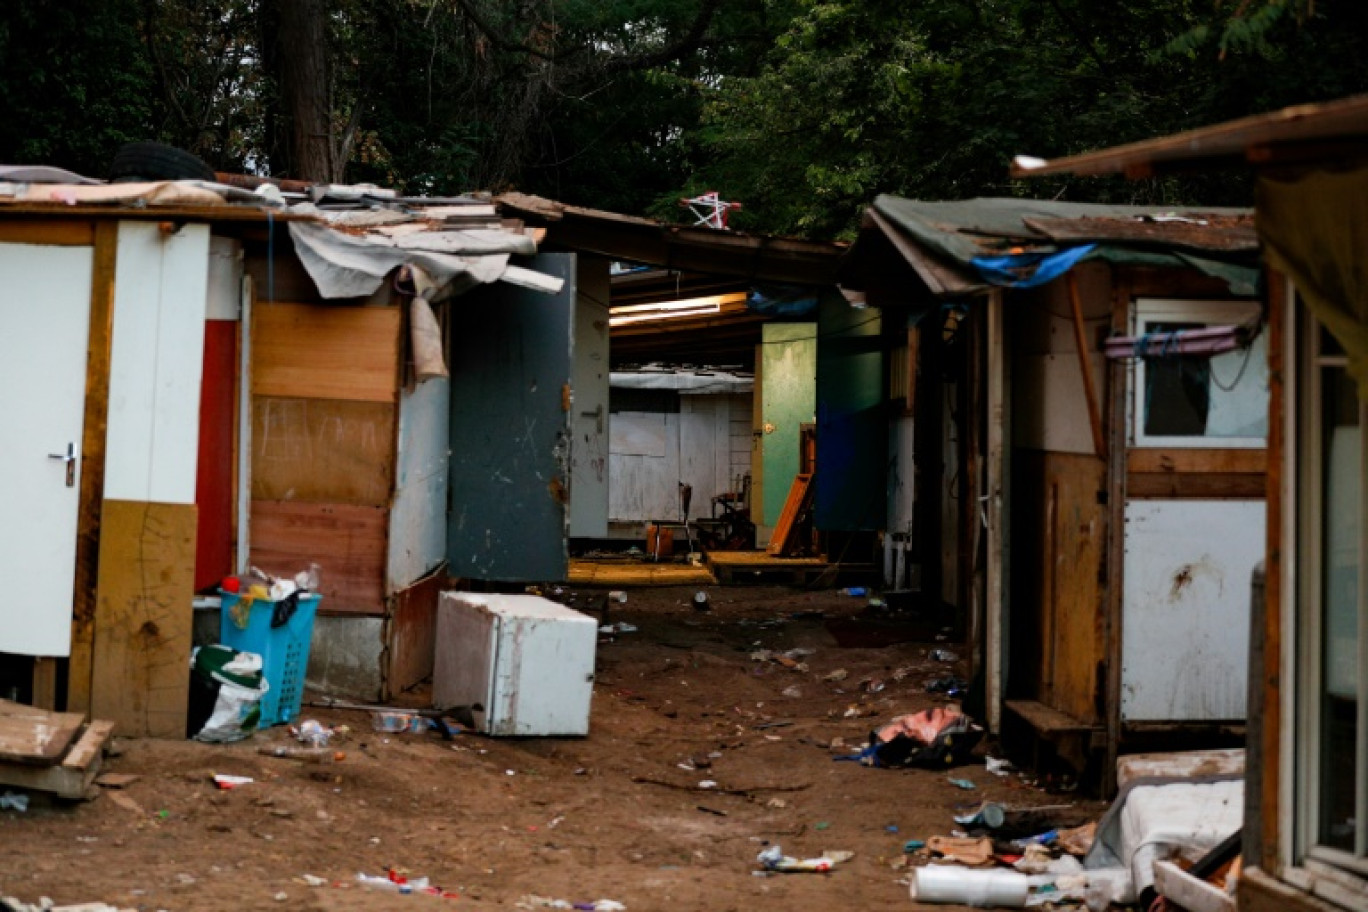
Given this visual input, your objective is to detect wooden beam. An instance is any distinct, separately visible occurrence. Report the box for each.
[1102,273,1131,798]
[30,658,57,711]
[1127,448,1267,475]
[68,221,118,717]
[1127,473,1267,499]
[0,220,94,246]
[1068,272,1106,459]
[1260,270,1287,874]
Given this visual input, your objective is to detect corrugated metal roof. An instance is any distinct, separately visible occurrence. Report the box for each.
[1010,93,1368,179]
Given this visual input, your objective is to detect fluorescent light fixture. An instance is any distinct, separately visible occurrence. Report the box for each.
[609,291,747,327]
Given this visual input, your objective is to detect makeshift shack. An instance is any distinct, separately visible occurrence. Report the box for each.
[1010,92,1368,912]
[842,196,1267,791]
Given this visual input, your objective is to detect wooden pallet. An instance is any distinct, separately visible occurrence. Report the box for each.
[567,559,716,587]
[704,549,833,586]
[0,699,115,799]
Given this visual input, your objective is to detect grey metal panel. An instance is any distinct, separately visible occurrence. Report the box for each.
[448,253,576,581]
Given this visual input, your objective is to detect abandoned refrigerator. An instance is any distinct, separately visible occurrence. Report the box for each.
[433,592,598,736]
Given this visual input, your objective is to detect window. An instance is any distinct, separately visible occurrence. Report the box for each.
[1132,299,1268,448]
[1297,304,1368,885]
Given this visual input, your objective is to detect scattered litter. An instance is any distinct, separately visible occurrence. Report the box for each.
[926,835,995,866]
[692,591,710,611]
[697,780,718,789]
[0,791,29,812]
[890,666,914,682]
[953,801,1005,828]
[822,669,848,682]
[1055,820,1097,856]
[948,778,977,790]
[925,675,969,698]
[781,685,803,698]
[356,870,459,899]
[839,587,868,597]
[517,897,626,911]
[298,874,327,887]
[928,648,959,663]
[258,745,346,763]
[885,824,900,833]
[985,756,1014,776]
[696,805,727,817]
[766,798,788,809]
[815,821,830,831]
[756,844,852,873]
[291,719,343,746]
[862,707,984,768]
[598,622,638,635]
[212,774,253,790]
[903,839,926,853]
[860,677,886,694]
[372,711,429,734]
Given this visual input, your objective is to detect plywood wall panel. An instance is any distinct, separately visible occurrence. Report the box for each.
[251,501,386,614]
[90,500,196,738]
[252,397,396,506]
[253,303,400,403]
[1045,452,1108,723]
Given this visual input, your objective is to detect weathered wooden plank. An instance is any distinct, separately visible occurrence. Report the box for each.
[1126,448,1267,475]
[89,501,197,739]
[31,658,57,711]
[767,473,814,556]
[251,500,386,614]
[61,719,115,772]
[385,569,447,698]
[0,220,94,246]
[69,221,119,717]
[1259,271,1287,873]
[1127,472,1266,499]
[0,700,84,764]
[1005,699,1100,735]
[252,397,396,506]
[253,303,400,403]
[0,719,114,799]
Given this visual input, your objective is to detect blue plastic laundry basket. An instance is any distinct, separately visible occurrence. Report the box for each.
[218,591,321,727]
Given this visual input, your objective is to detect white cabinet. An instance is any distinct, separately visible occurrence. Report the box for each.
[433,592,597,736]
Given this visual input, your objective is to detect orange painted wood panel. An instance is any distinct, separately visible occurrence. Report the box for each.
[250,501,386,614]
[253,303,400,402]
[0,220,94,246]
[252,397,396,506]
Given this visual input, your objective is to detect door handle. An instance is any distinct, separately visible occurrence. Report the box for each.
[47,443,76,487]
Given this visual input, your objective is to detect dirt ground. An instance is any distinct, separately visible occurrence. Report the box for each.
[0,585,1105,911]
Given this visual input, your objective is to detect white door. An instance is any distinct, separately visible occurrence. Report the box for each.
[0,243,94,656]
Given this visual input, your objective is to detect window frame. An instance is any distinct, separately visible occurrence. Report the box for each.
[1293,298,1368,892]
[1130,298,1267,449]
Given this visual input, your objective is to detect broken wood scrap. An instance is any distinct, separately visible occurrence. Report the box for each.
[630,776,811,798]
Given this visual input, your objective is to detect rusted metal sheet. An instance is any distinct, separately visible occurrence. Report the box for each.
[447,253,575,582]
[385,568,446,697]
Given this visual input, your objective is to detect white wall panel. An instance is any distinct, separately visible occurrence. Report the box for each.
[104,222,209,504]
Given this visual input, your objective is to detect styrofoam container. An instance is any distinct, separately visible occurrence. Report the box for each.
[909,865,1030,908]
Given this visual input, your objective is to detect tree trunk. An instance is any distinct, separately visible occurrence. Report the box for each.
[264,0,336,182]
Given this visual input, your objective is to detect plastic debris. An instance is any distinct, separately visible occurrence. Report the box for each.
[517,897,626,911]
[839,587,868,597]
[756,844,852,873]
[904,839,926,853]
[985,756,1014,776]
[947,777,977,790]
[928,648,959,662]
[372,711,429,734]
[598,622,638,634]
[0,791,29,812]
[212,774,253,790]
[822,668,849,682]
[953,801,1006,829]
[291,719,340,746]
[781,685,803,698]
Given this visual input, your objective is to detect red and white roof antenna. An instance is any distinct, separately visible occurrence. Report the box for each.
[680,191,742,230]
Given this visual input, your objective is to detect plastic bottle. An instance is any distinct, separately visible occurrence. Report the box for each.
[840,587,868,597]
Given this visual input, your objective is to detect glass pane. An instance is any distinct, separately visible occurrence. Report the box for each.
[1141,322,1268,439]
[1319,365,1360,851]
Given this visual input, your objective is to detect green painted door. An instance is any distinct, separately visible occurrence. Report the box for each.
[757,322,816,528]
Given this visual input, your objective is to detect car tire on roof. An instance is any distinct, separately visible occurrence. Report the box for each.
[108,141,216,183]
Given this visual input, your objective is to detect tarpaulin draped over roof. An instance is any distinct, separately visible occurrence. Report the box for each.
[288,214,551,301]
[609,369,753,394]
[867,194,1261,296]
